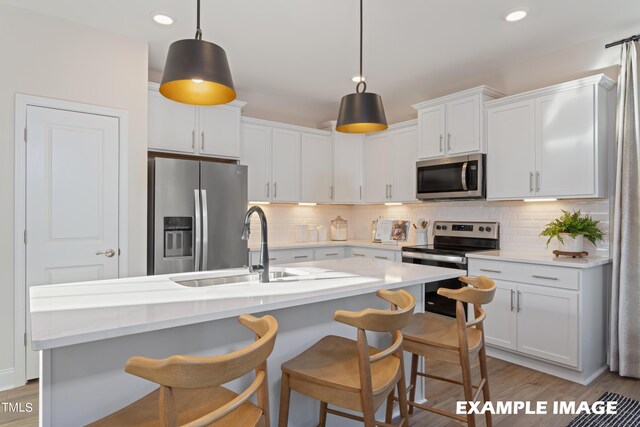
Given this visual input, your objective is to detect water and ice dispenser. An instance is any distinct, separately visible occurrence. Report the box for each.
[163,217,193,258]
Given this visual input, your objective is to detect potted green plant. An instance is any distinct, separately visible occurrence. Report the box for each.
[539,210,604,252]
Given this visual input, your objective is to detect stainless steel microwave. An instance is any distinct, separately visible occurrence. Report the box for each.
[416,153,485,200]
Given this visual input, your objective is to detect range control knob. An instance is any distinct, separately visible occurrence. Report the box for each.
[486,226,492,232]
[436,225,442,230]
[442,225,448,230]
[479,226,485,232]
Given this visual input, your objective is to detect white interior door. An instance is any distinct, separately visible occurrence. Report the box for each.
[25,106,120,379]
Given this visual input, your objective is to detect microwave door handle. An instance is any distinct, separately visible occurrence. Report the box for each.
[201,189,208,271]
[194,189,201,271]
[461,161,468,191]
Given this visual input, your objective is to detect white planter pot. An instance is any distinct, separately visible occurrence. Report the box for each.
[558,234,584,252]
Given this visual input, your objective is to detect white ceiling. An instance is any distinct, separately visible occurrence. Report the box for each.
[6,0,640,127]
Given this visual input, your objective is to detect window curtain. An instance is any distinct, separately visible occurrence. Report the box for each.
[609,40,640,378]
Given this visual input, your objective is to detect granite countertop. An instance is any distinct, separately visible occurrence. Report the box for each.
[467,250,612,268]
[29,258,462,350]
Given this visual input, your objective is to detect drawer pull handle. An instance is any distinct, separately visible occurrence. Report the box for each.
[294,255,309,259]
[479,268,502,273]
[269,258,277,261]
[353,253,365,257]
[374,256,389,260]
[510,289,515,312]
[517,290,522,312]
[531,275,558,280]
[325,253,339,256]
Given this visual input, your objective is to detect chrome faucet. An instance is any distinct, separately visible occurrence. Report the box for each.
[241,206,270,283]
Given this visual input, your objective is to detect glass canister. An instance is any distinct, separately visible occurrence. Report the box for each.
[371,219,381,243]
[330,216,348,241]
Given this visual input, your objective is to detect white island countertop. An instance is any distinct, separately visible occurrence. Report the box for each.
[467,250,612,268]
[30,258,463,351]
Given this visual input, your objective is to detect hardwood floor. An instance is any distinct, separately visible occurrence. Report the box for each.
[0,381,38,427]
[1,358,638,426]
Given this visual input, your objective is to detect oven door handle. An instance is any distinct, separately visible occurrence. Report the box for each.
[402,252,467,264]
[461,161,468,191]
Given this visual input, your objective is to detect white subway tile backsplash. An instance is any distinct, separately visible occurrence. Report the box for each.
[247,198,610,256]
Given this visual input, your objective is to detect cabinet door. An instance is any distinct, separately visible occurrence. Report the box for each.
[516,283,578,367]
[363,133,391,203]
[482,280,517,350]
[390,126,418,202]
[418,105,445,159]
[148,88,196,153]
[536,85,595,197]
[301,133,333,203]
[240,124,271,201]
[334,132,364,202]
[198,104,241,158]
[446,95,480,155]
[271,128,301,202]
[486,100,536,199]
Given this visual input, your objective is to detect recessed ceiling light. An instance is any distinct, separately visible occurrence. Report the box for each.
[351,75,365,83]
[504,8,528,22]
[152,13,174,25]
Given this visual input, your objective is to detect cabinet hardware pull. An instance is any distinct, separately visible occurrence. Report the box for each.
[353,253,365,257]
[374,256,388,260]
[480,268,502,273]
[330,185,333,200]
[531,275,558,280]
[266,182,270,197]
[274,182,277,198]
[510,289,515,312]
[389,184,393,199]
[294,255,308,259]
[517,290,522,312]
[201,131,205,150]
[439,135,443,152]
[536,171,540,192]
[359,185,362,200]
[325,253,339,256]
[529,172,534,192]
[192,130,195,149]
[269,258,277,261]
[447,132,452,151]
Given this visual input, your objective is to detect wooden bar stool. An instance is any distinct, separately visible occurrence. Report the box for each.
[278,289,416,427]
[87,314,278,427]
[402,276,496,427]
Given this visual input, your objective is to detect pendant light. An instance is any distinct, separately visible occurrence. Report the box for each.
[336,0,387,133]
[160,0,236,105]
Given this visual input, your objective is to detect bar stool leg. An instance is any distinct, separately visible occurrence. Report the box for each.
[478,346,492,427]
[408,353,419,414]
[385,390,394,424]
[397,369,410,427]
[278,373,291,427]
[318,402,328,427]
[459,352,476,427]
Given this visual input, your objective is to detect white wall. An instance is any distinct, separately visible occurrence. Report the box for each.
[0,4,148,389]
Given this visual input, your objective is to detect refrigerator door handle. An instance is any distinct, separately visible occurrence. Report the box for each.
[201,189,209,271]
[194,189,201,271]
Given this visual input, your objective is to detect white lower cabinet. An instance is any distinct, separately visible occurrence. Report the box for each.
[251,245,401,266]
[468,257,607,384]
[315,247,345,260]
[251,248,314,265]
[347,247,397,261]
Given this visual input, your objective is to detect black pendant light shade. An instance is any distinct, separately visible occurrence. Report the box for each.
[336,91,387,133]
[336,0,387,134]
[160,0,236,106]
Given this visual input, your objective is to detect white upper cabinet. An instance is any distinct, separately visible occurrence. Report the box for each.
[301,132,333,203]
[413,86,503,160]
[240,123,271,202]
[147,83,245,158]
[486,75,615,200]
[333,129,364,203]
[271,128,301,202]
[364,122,418,203]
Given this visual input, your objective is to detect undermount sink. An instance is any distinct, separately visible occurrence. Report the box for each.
[174,269,307,288]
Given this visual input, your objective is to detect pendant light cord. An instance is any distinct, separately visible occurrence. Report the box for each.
[195,0,202,40]
[356,0,367,93]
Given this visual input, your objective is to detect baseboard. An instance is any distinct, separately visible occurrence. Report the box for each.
[0,368,16,392]
[486,347,606,385]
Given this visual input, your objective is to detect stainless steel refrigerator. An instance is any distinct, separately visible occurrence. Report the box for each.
[147,157,248,275]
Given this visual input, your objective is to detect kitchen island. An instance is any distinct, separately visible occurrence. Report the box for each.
[30,257,463,426]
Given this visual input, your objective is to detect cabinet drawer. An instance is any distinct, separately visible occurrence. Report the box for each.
[251,248,314,265]
[315,247,345,259]
[468,259,579,290]
[348,247,397,261]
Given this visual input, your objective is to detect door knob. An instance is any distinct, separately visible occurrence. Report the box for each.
[96,249,116,258]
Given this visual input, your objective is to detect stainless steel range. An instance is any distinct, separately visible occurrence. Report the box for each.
[401,221,500,317]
